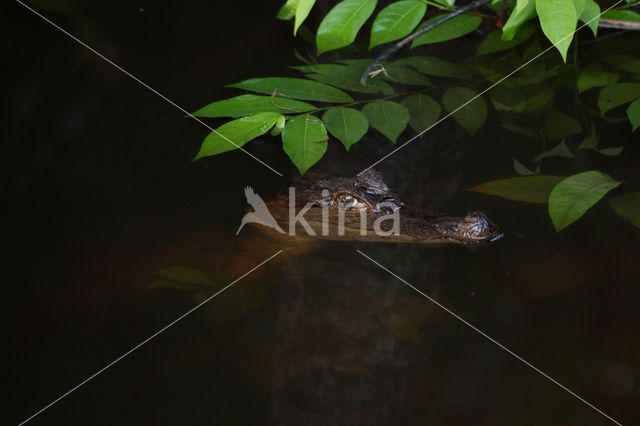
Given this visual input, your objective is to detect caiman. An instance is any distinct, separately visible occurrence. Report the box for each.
[246,169,503,250]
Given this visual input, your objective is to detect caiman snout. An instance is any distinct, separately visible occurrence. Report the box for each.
[457,211,504,249]
[259,170,503,249]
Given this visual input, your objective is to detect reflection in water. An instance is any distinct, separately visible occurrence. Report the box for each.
[270,245,445,425]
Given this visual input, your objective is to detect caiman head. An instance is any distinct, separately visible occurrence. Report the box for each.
[296,169,403,213]
[259,170,503,249]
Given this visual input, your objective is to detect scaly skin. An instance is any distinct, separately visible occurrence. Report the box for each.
[257,170,503,250]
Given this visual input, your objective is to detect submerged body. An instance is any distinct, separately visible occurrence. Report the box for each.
[258,170,503,250]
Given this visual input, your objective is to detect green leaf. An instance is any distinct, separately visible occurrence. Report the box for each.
[513,158,539,175]
[482,64,559,88]
[577,124,623,155]
[334,59,424,88]
[344,58,433,87]
[194,112,282,160]
[536,0,577,62]
[601,10,640,22]
[306,64,393,94]
[434,0,456,6]
[544,110,583,140]
[490,85,554,113]
[277,0,300,20]
[380,63,432,86]
[627,98,640,131]
[294,0,317,35]
[618,61,640,74]
[548,171,621,232]
[598,83,640,115]
[271,115,287,136]
[478,26,536,55]
[370,0,426,49]
[338,58,375,70]
[192,94,315,117]
[228,77,353,103]
[502,122,539,138]
[441,87,487,135]
[316,0,378,55]
[502,0,537,41]
[395,56,472,78]
[411,13,482,47]
[597,146,624,156]
[467,176,565,203]
[489,0,507,11]
[401,93,442,133]
[572,0,585,17]
[579,0,600,37]
[290,59,373,77]
[323,107,369,150]
[477,52,541,85]
[578,123,598,149]
[361,101,410,143]
[282,114,328,174]
[610,192,640,229]
[290,65,322,73]
[533,140,574,161]
[576,64,620,93]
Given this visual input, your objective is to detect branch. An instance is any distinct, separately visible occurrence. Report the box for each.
[598,19,640,31]
[360,0,492,84]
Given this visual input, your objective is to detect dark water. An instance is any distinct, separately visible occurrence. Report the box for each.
[5,1,639,425]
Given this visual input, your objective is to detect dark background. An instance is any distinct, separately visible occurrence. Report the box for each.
[4,0,639,425]
[5,1,292,424]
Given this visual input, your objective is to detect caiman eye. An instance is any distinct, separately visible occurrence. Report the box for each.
[336,194,357,210]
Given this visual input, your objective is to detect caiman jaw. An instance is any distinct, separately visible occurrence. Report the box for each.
[259,171,503,249]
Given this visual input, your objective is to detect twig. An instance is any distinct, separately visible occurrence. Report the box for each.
[360,0,492,84]
[270,88,302,112]
[598,19,640,31]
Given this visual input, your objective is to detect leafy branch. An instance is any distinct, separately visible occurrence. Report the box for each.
[360,0,493,84]
[192,56,489,172]
[191,0,640,231]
